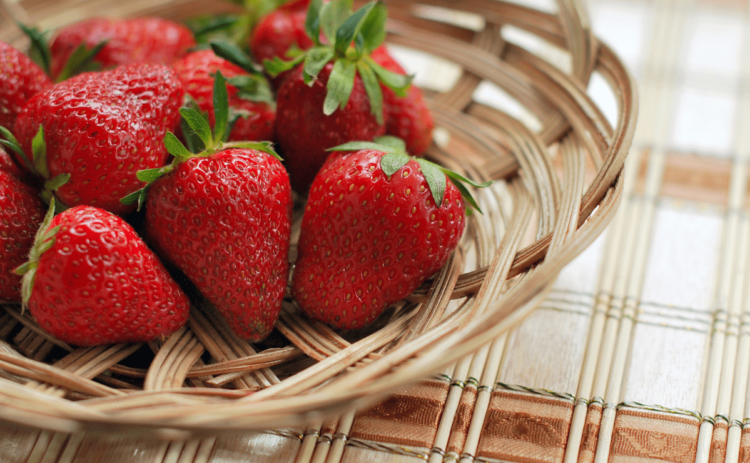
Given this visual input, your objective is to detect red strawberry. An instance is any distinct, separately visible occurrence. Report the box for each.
[145,148,292,341]
[292,139,488,329]
[276,62,386,193]
[17,202,190,346]
[280,0,312,12]
[250,3,313,87]
[371,46,434,156]
[267,1,413,194]
[0,146,26,180]
[129,73,293,342]
[0,41,52,133]
[50,17,195,78]
[12,64,184,214]
[173,49,275,142]
[0,171,45,302]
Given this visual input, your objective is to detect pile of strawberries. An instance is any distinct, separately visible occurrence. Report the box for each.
[0,0,489,347]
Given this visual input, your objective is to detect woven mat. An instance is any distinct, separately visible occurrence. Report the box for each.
[2,0,748,461]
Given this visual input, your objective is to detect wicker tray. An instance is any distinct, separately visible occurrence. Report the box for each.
[0,0,637,437]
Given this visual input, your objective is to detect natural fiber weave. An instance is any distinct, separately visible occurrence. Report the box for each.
[0,0,637,436]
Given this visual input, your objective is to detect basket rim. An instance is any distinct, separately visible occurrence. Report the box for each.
[0,0,638,435]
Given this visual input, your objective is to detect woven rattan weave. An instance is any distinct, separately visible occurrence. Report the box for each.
[0,0,637,436]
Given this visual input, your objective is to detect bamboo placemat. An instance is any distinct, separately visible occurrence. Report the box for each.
[1,0,747,461]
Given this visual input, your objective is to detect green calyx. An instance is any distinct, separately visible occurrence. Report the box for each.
[329,136,492,214]
[0,125,70,211]
[19,22,107,82]
[15,198,59,310]
[120,72,281,211]
[264,0,412,125]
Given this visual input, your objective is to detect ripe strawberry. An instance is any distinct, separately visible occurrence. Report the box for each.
[0,41,52,132]
[292,138,489,329]
[50,17,195,78]
[0,146,26,180]
[16,201,190,346]
[371,46,434,156]
[268,1,413,193]
[126,73,293,342]
[9,64,184,214]
[250,1,313,87]
[173,48,275,143]
[0,171,45,302]
[276,62,386,192]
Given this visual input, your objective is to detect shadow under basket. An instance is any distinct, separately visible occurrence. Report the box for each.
[0,0,637,437]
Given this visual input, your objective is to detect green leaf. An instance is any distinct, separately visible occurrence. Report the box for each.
[0,125,32,170]
[136,165,173,183]
[319,0,352,45]
[44,173,70,191]
[303,47,335,85]
[42,225,60,242]
[188,15,242,43]
[38,237,56,254]
[416,159,446,207]
[227,75,275,106]
[374,136,406,152]
[210,41,258,74]
[164,132,193,159]
[380,152,410,177]
[180,108,213,149]
[324,58,356,115]
[52,196,67,213]
[358,2,387,53]
[356,60,384,125]
[14,261,37,276]
[368,58,412,97]
[224,141,282,161]
[55,40,108,82]
[120,186,149,211]
[305,0,324,45]
[20,268,35,308]
[264,54,305,77]
[327,141,395,153]
[449,179,481,214]
[354,34,365,56]
[18,23,51,76]
[334,1,377,55]
[179,95,205,153]
[213,71,229,144]
[442,169,493,189]
[31,126,50,179]
[34,197,57,246]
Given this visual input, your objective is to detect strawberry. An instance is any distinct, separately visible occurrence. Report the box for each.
[173,46,275,143]
[124,73,293,342]
[371,46,434,156]
[49,17,195,78]
[16,200,190,346]
[0,146,26,180]
[267,0,413,194]
[0,171,45,302]
[276,62,386,192]
[0,41,52,133]
[250,0,313,87]
[6,64,184,214]
[292,137,489,329]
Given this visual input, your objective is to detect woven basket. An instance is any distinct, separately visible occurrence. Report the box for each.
[0,0,637,437]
